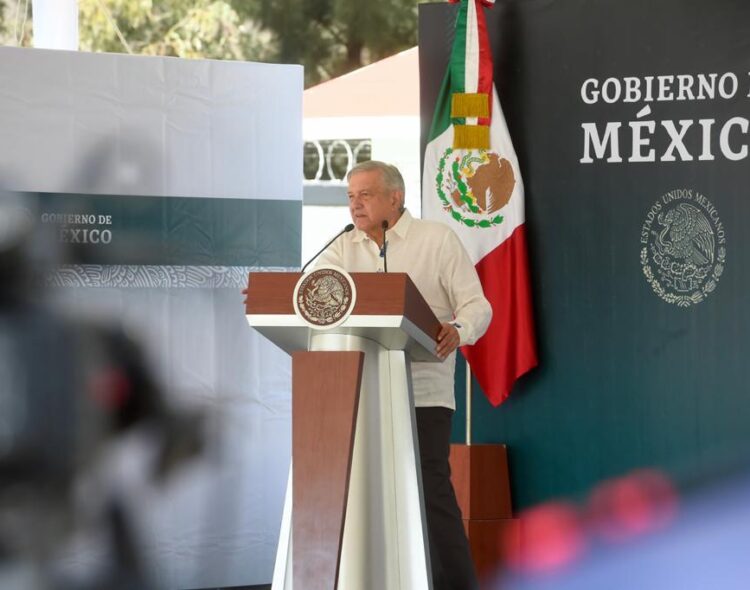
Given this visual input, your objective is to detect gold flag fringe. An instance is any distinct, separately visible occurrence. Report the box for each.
[453,124,490,149]
[451,92,490,119]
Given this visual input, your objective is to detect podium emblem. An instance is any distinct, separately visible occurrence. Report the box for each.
[293,265,357,329]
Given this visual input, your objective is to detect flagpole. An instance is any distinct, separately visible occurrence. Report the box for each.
[466,362,472,446]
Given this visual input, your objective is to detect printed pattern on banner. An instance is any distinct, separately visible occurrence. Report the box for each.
[47,265,263,288]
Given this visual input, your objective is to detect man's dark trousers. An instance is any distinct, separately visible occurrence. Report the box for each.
[415,406,479,590]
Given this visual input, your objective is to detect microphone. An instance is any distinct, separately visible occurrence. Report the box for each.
[380,220,389,273]
[300,223,355,273]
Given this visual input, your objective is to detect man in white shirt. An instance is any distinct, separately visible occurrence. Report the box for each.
[318,161,492,590]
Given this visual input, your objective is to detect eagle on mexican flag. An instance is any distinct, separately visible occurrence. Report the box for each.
[422,0,537,405]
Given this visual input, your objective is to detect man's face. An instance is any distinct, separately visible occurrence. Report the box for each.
[347,169,399,238]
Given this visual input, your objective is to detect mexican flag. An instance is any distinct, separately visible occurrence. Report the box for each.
[422,0,537,405]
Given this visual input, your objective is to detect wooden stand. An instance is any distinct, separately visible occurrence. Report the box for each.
[292,351,363,588]
[449,444,518,584]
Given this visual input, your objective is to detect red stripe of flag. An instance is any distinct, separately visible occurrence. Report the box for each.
[461,223,538,406]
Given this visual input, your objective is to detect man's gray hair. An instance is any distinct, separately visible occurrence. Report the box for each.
[347,160,406,210]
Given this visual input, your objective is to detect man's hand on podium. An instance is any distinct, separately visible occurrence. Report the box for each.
[436,322,460,360]
[241,287,249,306]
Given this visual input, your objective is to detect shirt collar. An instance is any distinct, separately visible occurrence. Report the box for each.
[389,208,412,240]
[351,208,413,242]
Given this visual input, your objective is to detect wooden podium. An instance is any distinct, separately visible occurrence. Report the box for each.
[245,272,443,590]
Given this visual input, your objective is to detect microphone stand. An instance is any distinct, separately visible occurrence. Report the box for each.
[380,220,388,273]
[300,223,355,273]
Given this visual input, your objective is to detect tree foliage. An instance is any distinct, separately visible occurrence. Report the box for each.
[0,0,430,87]
[77,0,277,62]
[0,0,33,47]
[243,0,426,84]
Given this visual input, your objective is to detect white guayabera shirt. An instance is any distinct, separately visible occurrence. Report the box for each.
[318,209,492,409]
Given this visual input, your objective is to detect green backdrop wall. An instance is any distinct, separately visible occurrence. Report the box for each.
[419,0,750,509]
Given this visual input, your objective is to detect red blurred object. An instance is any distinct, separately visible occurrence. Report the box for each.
[504,502,587,574]
[588,469,679,542]
[89,367,132,410]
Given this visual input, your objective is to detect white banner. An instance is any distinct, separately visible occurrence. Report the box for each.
[0,47,302,201]
[0,48,302,588]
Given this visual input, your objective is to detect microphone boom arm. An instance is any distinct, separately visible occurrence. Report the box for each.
[300,223,355,273]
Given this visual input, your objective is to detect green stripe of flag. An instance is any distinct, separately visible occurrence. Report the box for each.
[427,0,469,142]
